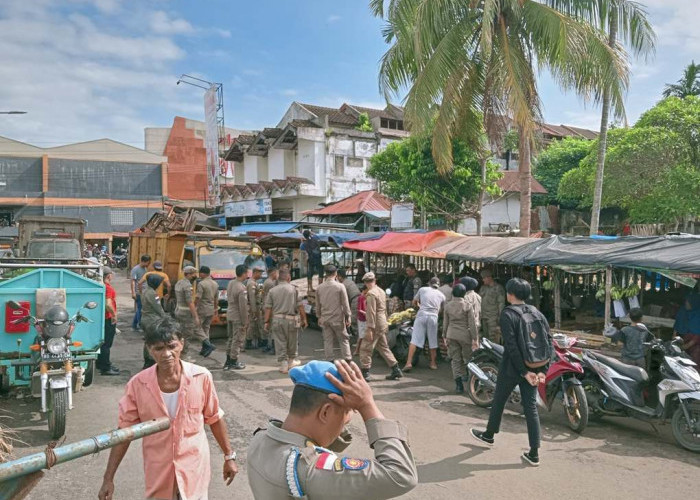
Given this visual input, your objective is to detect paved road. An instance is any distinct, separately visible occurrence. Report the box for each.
[2,274,699,499]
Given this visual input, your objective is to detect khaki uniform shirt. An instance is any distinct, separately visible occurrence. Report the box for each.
[247,279,263,317]
[365,286,388,331]
[443,292,481,342]
[227,279,248,323]
[262,277,278,300]
[174,278,194,316]
[479,283,505,319]
[141,287,166,333]
[196,277,219,317]
[316,279,351,326]
[247,419,417,500]
[264,282,301,316]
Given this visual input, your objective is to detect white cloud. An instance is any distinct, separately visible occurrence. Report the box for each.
[327,14,341,23]
[213,28,232,38]
[150,10,195,35]
[281,89,298,97]
[644,0,700,52]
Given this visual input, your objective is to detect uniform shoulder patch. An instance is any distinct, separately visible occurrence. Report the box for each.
[314,452,338,471]
[340,457,370,471]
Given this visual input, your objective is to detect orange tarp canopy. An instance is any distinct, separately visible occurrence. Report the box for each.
[343,231,461,258]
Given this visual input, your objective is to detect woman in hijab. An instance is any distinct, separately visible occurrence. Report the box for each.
[674,293,700,370]
[141,274,166,369]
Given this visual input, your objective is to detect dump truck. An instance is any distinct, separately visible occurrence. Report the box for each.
[128,231,266,328]
[17,216,85,259]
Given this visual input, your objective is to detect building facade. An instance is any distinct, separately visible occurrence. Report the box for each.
[0,136,167,237]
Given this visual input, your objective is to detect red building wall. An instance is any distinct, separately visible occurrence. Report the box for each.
[163,116,207,203]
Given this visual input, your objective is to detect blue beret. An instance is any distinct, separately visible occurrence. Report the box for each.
[289,360,343,396]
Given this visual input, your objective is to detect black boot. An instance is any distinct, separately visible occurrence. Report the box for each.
[245,339,254,350]
[455,377,464,394]
[267,340,276,355]
[200,340,216,357]
[259,339,268,349]
[229,359,246,370]
[361,369,371,381]
[385,364,403,380]
[223,355,232,370]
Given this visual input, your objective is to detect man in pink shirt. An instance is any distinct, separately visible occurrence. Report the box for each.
[98,318,239,500]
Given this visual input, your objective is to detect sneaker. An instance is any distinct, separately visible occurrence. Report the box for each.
[229,360,246,370]
[521,452,540,467]
[469,428,494,448]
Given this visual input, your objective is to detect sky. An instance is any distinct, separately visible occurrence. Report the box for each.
[0,0,698,149]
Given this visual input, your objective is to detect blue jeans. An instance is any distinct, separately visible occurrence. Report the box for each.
[132,295,142,329]
[486,359,541,449]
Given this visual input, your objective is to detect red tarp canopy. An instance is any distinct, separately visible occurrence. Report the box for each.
[343,231,461,257]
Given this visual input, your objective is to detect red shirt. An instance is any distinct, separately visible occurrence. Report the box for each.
[357,293,367,322]
[105,283,117,319]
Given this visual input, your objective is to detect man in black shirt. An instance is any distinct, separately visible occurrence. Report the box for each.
[470,278,548,466]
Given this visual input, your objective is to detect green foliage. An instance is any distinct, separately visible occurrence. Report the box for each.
[533,137,592,206]
[368,136,502,228]
[662,61,700,99]
[356,112,374,132]
[559,96,700,223]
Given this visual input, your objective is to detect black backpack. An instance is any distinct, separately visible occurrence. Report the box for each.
[507,304,552,368]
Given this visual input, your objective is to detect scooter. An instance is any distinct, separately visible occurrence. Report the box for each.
[581,337,700,452]
[9,300,98,439]
[467,334,588,433]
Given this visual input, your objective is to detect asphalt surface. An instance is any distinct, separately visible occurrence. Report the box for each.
[2,274,699,500]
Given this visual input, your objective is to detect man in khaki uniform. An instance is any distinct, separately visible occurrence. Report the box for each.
[264,269,308,373]
[479,268,505,344]
[260,267,278,353]
[174,266,209,357]
[195,266,219,353]
[316,265,352,362]
[337,268,361,333]
[443,279,481,394]
[246,267,265,350]
[359,272,403,382]
[247,360,418,499]
[225,264,249,370]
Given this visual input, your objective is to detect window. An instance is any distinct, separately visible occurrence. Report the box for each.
[334,155,345,176]
[110,209,134,227]
[381,118,389,128]
[347,158,363,168]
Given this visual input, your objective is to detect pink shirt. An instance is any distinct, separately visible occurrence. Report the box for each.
[357,294,367,322]
[118,361,224,500]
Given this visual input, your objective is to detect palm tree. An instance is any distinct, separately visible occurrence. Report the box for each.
[663,61,700,98]
[371,0,642,237]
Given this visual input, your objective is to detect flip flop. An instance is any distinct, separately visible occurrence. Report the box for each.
[403,365,413,373]
[429,364,438,370]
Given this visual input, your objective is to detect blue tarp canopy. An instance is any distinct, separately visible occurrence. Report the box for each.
[256,231,385,249]
[230,222,300,235]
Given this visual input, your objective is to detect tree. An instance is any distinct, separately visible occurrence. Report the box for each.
[356,112,374,132]
[533,137,592,207]
[371,0,632,237]
[663,61,700,98]
[368,135,501,229]
[559,96,700,224]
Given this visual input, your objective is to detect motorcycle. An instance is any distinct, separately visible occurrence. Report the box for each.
[581,337,700,452]
[387,321,416,365]
[113,253,128,270]
[8,300,98,439]
[467,334,588,433]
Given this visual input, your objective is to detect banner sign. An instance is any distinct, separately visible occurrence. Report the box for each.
[224,199,272,218]
[391,203,414,229]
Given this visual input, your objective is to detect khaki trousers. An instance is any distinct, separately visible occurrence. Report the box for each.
[359,325,397,370]
[271,318,298,363]
[481,317,501,344]
[247,310,264,341]
[322,323,352,361]
[448,338,473,379]
[199,313,214,341]
[175,311,206,351]
[227,321,246,359]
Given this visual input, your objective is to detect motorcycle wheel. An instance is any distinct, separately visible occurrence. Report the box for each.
[117,258,127,270]
[564,384,589,433]
[48,388,68,439]
[467,362,498,408]
[581,377,605,421]
[671,402,700,453]
[83,360,95,387]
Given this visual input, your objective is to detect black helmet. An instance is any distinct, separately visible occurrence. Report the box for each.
[44,305,70,338]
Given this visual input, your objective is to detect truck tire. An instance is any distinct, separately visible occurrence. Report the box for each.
[83,360,95,387]
[48,388,68,439]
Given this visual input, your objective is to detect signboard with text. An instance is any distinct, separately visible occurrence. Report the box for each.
[224,199,273,218]
[391,203,414,229]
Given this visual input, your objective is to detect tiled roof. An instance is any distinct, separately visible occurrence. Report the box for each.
[496,171,548,194]
[305,190,393,216]
[298,102,405,128]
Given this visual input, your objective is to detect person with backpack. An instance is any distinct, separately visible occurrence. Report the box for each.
[470,278,552,467]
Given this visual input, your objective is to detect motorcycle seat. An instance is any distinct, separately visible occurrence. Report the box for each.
[483,338,504,356]
[594,353,649,382]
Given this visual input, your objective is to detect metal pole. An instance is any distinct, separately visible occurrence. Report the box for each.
[553,269,562,330]
[604,266,612,329]
[0,418,170,482]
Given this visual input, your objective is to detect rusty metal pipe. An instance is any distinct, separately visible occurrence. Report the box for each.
[0,417,170,482]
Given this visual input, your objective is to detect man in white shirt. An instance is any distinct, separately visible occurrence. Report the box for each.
[403,277,445,371]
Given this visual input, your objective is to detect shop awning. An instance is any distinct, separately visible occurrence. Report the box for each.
[256,231,384,250]
[446,236,541,262]
[499,235,700,273]
[343,231,461,257]
[230,222,300,236]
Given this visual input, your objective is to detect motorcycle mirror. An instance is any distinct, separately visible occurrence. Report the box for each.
[385,288,392,296]
[84,301,98,310]
[7,300,22,310]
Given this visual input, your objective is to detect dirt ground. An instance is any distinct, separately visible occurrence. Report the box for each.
[2,273,699,500]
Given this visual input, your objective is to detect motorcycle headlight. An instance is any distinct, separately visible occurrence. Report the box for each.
[46,337,67,354]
